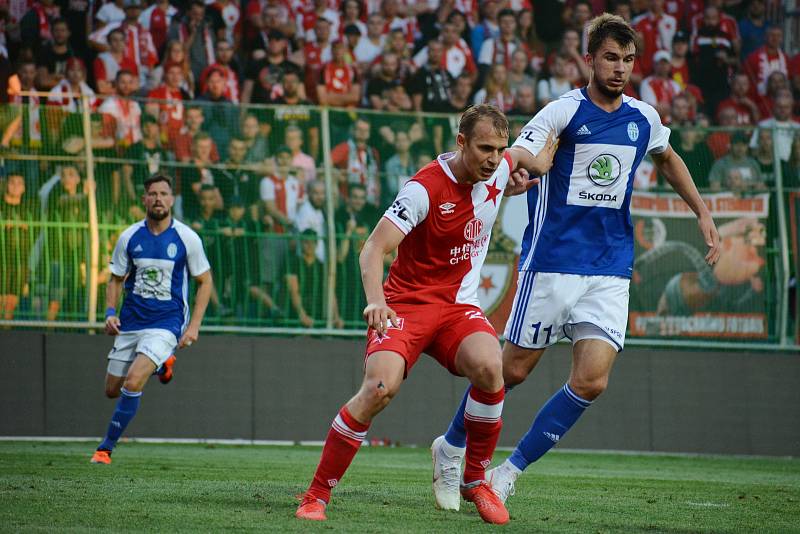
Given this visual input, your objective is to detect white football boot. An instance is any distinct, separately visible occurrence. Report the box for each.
[486,462,519,504]
[431,435,465,511]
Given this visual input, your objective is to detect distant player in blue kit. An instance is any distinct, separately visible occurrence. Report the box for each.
[431,14,722,509]
[91,174,213,464]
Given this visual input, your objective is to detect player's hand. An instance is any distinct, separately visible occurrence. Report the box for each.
[299,311,314,328]
[530,130,558,176]
[504,167,540,197]
[699,213,721,265]
[179,325,199,348]
[363,301,398,337]
[105,315,121,336]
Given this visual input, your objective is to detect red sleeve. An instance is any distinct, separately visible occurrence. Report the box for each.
[210,141,220,162]
[101,112,115,137]
[94,58,107,83]
[330,142,348,167]
[464,49,477,74]
[246,0,261,18]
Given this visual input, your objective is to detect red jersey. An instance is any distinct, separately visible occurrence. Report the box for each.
[690,11,739,48]
[138,3,178,52]
[94,52,139,89]
[147,85,185,136]
[199,63,241,103]
[321,61,356,95]
[381,152,512,306]
[744,46,789,97]
[716,98,756,125]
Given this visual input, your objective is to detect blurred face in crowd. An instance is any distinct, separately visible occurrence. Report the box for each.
[332,40,346,62]
[228,204,245,221]
[679,127,699,147]
[757,129,773,154]
[66,62,85,86]
[389,30,405,53]
[562,29,580,53]
[348,186,366,213]
[143,120,160,140]
[731,140,748,159]
[18,63,36,88]
[268,35,287,56]
[108,30,126,54]
[53,21,70,45]
[489,64,508,86]
[186,107,204,130]
[552,55,567,78]
[285,128,303,152]
[499,13,516,39]
[263,7,280,29]
[718,106,737,126]
[671,95,690,122]
[654,57,671,78]
[194,137,213,162]
[731,74,749,97]
[765,27,782,50]
[650,0,664,14]
[394,131,410,153]
[344,0,360,20]
[458,117,509,181]
[672,38,688,58]
[144,180,173,220]
[766,71,789,95]
[61,166,81,194]
[573,3,592,25]
[276,151,292,172]
[189,3,205,23]
[228,139,247,163]
[367,14,384,38]
[703,6,720,27]
[353,119,370,144]
[242,115,259,139]
[515,85,536,111]
[165,64,184,89]
[453,75,472,99]
[125,4,141,22]
[5,175,25,199]
[449,12,467,36]
[167,41,186,63]
[216,40,234,65]
[381,53,399,78]
[315,19,331,44]
[588,37,636,99]
[774,96,793,121]
[613,2,631,21]
[199,188,216,214]
[309,182,325,209]
[116,72,138,97]
[441,23,458,46]
[301,235,317,257]
[282,72,301,96]
[748,0,765,18]
[382,0,398,18]
[427,40,444,68]
[207,71,226,98]
[481,0,499,20]
[510,50,528,75]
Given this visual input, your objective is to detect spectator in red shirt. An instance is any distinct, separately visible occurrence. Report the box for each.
[317,39,360,108]
[199,39,241,103]
[331,116,380,207]
[172,105,220,163]
[138,0,178,56]
[707,105,738,159]
[633,0,677,76]
[716,72,759,126]
[669,30,690,89]
[755,71,791,120]
[148,61,191,142]
[690,0,740,56]
[744,25,789,99]
[477,8,529,76]
[413,22,477,82]
[94,28,140,95]
[640,50,681,123]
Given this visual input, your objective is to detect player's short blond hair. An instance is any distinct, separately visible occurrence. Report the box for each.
[458,104,509,139]
[587,13,639,56]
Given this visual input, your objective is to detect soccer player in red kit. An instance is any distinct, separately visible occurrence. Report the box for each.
[295,104,557,524]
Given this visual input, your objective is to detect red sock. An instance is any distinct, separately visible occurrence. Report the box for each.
[306,406,370,503]
[463,386,504,484]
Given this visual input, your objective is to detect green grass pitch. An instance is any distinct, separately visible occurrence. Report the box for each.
[1,441,798,532]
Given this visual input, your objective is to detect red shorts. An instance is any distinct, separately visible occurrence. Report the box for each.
[364,303,498,376]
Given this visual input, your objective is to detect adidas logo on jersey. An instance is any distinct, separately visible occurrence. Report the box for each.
[576,124,591,135]
[439,202,456,215]
[543,432,560,443]
[134,244,143,253]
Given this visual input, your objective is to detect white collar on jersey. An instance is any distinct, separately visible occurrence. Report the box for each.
[437,152,459,184]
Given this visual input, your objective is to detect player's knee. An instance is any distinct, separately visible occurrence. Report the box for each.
[362,378,397,408]
[104,386,121,399]
[468,357,503,391]
[570,375,609,401]
[503,364,529,387]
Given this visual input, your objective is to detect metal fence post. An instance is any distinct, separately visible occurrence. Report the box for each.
[772,126,791,347]
[321,107,338,330]
[81,95,100,326]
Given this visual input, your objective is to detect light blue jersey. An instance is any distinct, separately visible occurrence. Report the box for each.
[110,219,211,339]
[514,88,670,278]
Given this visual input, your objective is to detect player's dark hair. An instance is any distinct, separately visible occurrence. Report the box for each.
[497,8,515,21]
[458,104,509,139]
[115,68,135,81]
[587,13,639,56]
[144,174,173,192]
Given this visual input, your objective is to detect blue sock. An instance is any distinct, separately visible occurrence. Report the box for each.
[508,384,591,471]
[98,388,142,452]
[444,384,514,448]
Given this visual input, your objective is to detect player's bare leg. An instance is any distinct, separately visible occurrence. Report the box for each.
[297,351,405,521]
[501,342,547,387]
[490,338,618,502]
[92,354,156,464]
[448,332,509,524]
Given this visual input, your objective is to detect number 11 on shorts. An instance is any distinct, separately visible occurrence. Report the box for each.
[531,321,552,345]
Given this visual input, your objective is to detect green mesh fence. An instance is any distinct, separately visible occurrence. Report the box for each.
[1,95,799,346]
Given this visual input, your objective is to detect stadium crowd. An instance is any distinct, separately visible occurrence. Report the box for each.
[1,0,799,325]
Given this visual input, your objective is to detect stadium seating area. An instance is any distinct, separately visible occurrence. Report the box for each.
[0,0,799,335]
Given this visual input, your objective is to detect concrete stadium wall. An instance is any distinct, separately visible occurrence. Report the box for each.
[1,332,798,456]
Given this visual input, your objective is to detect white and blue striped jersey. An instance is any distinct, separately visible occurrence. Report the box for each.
[514,88,670,278]
[110,219,211,338]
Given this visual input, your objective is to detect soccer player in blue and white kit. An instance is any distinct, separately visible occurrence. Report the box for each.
[430,14,722,510]
[90,174,213,464]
